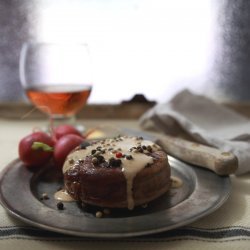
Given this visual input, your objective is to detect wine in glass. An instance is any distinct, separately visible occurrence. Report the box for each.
[19,42,92,130]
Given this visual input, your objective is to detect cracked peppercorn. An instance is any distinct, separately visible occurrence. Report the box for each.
[147,145,153,152]
[92,157,98,164]
[80,141,90,149]
[109,158,122,167]
[57,202,64,210]
[97,155,105,163]
[126,155,133,160]
[40,193,49,200]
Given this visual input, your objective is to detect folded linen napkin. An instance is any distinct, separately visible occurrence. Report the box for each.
[140,89,250,175]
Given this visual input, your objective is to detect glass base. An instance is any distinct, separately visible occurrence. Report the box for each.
[46,115,85,133]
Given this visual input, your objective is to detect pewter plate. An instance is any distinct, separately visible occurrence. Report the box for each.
[0,157,230,238]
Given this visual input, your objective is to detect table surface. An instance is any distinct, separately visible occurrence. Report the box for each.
[0,118,250,250]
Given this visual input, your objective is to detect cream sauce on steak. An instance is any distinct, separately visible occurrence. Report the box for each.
[62,136,162,210]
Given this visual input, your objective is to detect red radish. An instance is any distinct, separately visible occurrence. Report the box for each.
[19,132,54,167]
[53,125,84,141]
[54,134,85,169]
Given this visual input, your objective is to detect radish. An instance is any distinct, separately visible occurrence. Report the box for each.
[18,125,89,169]
[53,134,85,169]
[18,132,54,167]
[53,125,84,141]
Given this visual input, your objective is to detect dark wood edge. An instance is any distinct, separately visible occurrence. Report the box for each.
[1,102,250,120]
[0,103,154,119]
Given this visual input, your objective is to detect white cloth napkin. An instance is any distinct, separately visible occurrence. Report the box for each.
[140,89,250,175]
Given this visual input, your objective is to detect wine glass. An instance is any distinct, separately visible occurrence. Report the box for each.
[19,42,92,130]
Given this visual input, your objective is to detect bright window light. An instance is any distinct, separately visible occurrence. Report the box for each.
[36,0,215,103]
